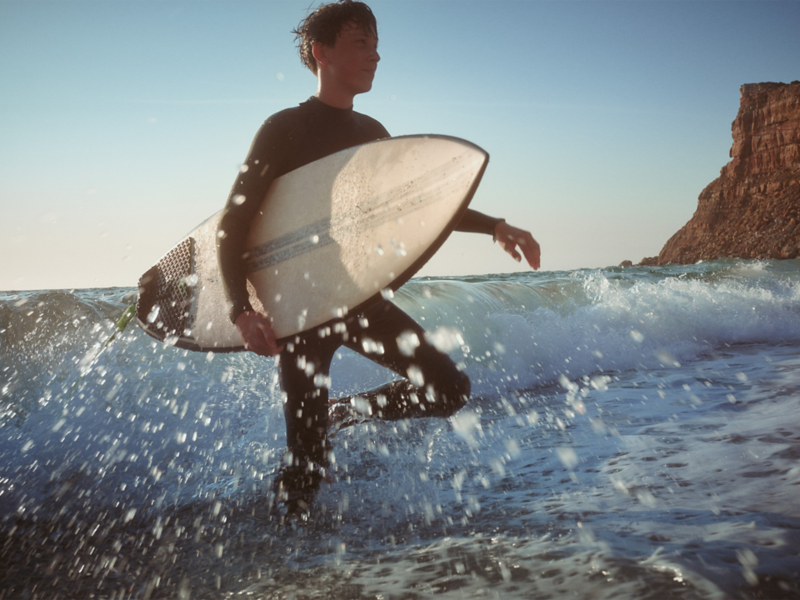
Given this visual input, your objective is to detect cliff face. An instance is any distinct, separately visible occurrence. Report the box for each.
[640,81,800,265]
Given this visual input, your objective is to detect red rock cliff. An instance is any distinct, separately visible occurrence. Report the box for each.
[640,81,800,265]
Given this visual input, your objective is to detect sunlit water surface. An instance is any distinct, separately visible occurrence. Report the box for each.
[2,259,800,599]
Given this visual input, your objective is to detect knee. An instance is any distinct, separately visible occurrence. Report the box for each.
[453,369,470,408]
[457,370,470,398]
[433,369,470,417]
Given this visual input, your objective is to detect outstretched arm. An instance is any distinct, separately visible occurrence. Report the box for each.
[493,220,540,270]
[456,209,541,270]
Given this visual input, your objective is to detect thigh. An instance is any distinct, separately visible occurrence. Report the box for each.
[357,302,461,371]
[344,300,470,409]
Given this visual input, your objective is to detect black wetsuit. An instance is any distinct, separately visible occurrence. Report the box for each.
[217,97,500,506]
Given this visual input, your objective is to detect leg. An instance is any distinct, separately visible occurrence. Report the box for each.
[275,332,339,512]
[337,300,470,421]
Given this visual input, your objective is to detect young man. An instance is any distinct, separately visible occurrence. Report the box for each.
[217,0,540,513]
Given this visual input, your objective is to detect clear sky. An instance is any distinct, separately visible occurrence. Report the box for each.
[1,0,798,291]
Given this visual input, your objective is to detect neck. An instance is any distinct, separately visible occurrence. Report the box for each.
[314,76,356,109]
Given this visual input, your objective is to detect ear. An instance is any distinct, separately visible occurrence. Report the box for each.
[311,41,329,70]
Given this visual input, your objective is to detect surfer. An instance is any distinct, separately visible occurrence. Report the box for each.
[217,0,540,514]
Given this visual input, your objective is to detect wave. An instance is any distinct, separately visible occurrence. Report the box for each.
[3,260,800,410]
[389,260,800,396]
[3,259,800,598]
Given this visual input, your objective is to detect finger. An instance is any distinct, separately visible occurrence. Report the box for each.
[256,323,284,356]
[519,235,540,270]
[498,237,519,261]
[245,336,270,357]
[241,324,272,357]
[521,244,540,269]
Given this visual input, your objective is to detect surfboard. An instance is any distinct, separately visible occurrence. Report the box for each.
[136,134,489,352]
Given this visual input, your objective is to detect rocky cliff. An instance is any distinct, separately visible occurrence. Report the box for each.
[640,81,800,266]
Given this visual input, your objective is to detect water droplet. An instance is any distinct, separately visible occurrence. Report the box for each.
[424,327,464,353]
[451,410,480,447]
[504,438,521,459]
[557,447,578,469]
[361,337,384,355]
[350,396,372,415]
[396,331,420,357]
[147,305,160,324]
[407,365,425,387]
[313,373,331,389]
[655,350,680,367]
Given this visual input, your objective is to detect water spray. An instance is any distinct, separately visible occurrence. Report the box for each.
[66,302,137,401]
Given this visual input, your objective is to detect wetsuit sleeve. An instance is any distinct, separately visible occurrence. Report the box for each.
[217,118,290,323]
[455,209,504,236]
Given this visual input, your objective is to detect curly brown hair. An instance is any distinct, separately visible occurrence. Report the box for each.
[292,1,378,73]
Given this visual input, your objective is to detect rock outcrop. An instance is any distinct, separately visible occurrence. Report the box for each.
[640,81,800,266]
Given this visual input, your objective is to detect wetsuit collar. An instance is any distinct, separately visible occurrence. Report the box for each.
[307,95,354,114]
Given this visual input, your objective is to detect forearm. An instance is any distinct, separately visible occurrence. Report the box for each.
[217,207,256,323]
[455,208,504,236]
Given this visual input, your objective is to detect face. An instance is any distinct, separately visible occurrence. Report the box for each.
[315,22,380,96]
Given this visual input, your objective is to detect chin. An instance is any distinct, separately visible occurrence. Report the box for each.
[354,83,373,95]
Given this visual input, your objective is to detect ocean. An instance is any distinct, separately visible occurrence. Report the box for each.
[1,259,799,599]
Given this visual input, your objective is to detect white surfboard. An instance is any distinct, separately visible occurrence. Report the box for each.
[136,135,488,352]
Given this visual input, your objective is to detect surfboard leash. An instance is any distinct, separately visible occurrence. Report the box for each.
[66,303,137,402]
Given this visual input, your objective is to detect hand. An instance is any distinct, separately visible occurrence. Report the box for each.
[234,311,285,357]
[494,221,541,270]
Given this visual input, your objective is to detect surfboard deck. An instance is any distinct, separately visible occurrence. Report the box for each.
[136,134,489,352]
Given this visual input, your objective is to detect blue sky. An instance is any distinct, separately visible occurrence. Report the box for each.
[1,0,798,290]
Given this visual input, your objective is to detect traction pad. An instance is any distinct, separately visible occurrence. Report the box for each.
[136,238,196,342]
